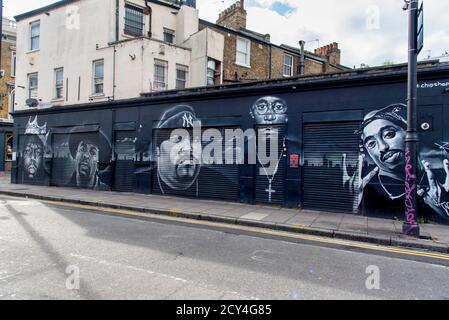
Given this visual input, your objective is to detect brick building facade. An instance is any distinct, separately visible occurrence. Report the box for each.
[0,17,16,172]
[199,0,348,83]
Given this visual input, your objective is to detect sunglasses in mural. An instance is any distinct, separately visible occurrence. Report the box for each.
[250,96,288,125]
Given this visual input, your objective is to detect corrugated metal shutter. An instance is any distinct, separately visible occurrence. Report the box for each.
[51,133,76,187]
[303,122,360,213]
[152,127,239,201]
[114,131,136,192]
[51,132,98,188]
[255,125,287,205]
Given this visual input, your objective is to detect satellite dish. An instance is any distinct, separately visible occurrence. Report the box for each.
[26,99,39,108]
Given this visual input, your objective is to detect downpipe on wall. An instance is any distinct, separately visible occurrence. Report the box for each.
[403,0,420,237]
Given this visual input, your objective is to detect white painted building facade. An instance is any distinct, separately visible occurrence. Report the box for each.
[14,0,224,110]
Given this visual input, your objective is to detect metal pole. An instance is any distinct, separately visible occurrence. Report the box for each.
[299,40,305,75]
[403,0,420,237]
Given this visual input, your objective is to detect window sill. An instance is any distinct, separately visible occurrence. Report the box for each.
[89,93,106,100]
[51,98,65,103]
[235,62,251,69]
[27,49,40,54]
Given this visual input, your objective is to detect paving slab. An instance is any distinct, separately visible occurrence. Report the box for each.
[240,212,269,221]
[262,212,297,224]
[310,214,343,230]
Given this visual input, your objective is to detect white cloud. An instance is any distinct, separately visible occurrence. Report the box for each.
[6,0,449,67]
[198,0,449,67]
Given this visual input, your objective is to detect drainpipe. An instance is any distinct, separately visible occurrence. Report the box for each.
[299,40,305,75]
[145,0,152,38]
[269,45,272,79]
[0,0,3,70]
[115,0,119,42]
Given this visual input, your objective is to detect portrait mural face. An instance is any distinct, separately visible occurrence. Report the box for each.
[68,132,107,190]
[156,105,202,191]
[362,119,406,178]
[23,135,44,179]
[250,96,288,125]
[75,140,99,187]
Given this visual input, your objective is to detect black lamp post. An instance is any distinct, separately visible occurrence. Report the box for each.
[403,0,420,237]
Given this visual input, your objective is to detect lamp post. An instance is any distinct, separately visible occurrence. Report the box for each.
[403,0,420,237]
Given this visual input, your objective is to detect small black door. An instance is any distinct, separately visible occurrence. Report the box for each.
[114,131,136,192]
[255,125,287,205]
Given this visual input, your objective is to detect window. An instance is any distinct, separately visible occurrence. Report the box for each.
[54,68,64,99]
[236,37,250,67]
[154,59,168,90]
[28,73,38,99]
[5,134,13,162]
[29,21,40,51]
[207,59,216,86]
[163,28,175,44]
[93,60,104,94]
[283,54,293,77]
[11,51,16,77]
[176,65,188,89]
[124,4,144,36]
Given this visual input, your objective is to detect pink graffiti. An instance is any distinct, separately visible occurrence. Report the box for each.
[404,147,418,234]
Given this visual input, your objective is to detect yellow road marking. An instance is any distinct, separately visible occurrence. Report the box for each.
[37,199,449,261]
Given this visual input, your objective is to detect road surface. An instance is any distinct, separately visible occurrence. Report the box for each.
[0,195,448,300]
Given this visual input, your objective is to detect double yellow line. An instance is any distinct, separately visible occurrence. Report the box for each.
[42,199,449,262]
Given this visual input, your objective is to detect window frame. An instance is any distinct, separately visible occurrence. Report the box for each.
[124,3,145,37]
[163,28,175,44]
[92,60,105,95]
[176,64,189,89]
[236,37,251,67]
[27,73,38,100]
[29,20,40,51]
[154,59,168,91]
[54,68,64,100]
[11,51,16,77]
[283,53,294,77]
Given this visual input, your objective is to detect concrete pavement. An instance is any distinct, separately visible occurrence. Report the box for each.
[0,178,449,254]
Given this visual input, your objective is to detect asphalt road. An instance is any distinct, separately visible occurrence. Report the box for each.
[0,194,448,300]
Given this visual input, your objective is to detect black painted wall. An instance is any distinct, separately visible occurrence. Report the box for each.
[11,66,449,224]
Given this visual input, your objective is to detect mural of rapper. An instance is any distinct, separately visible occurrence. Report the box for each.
[250,96,288,125]
[21,134,45,181]
[355,104,407,217]
[156,105,202,194]
[68,134,108,190]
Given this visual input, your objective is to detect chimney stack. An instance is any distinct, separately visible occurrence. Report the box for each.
[216,0,247,31]
[314,42,341,65]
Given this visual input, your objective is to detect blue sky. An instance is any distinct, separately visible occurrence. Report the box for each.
[6,0,449,67]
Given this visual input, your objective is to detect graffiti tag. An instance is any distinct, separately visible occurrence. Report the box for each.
[405,147,419,233]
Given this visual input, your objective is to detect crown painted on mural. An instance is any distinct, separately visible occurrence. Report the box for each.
[25,116,47,135]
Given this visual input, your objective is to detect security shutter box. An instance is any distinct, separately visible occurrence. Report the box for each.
[303,121,360,213]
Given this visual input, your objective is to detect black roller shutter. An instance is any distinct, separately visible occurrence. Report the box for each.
[114,131,136,192]
[255,125,287,205]
[152,127,239,201]
[303,122,360,213]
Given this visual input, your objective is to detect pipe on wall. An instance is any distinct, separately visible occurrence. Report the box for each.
[145,0,153,38]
